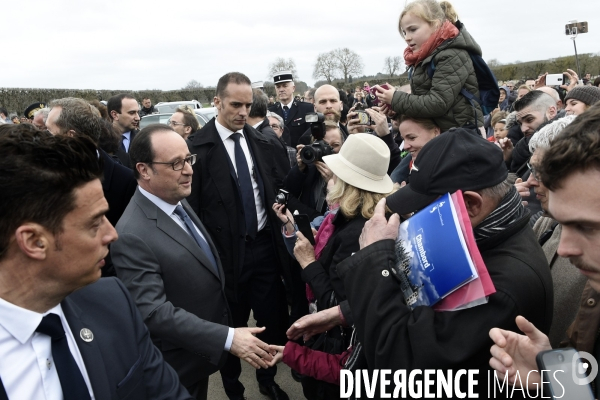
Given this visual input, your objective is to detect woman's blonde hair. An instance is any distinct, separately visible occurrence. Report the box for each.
[399,0,459,36]
[327,179,395,219]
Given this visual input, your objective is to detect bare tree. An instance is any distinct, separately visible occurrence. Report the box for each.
[183,80,203,90]
[487,59,502,68]
[332,48,363,83]
[267,58,299,80]
[313,52,339,83]
[383,56,403,77]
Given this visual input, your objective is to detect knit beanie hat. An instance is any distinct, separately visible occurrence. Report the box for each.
[564,86,600,106]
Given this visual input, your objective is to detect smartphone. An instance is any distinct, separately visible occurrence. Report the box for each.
[536,348,595,399]
[293,213,315,245]
[355,110,373,126]
[546,74,565,86]
[370,84,391,107]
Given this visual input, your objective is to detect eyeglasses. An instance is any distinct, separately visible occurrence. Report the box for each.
[168,120,187,127]
[526,161,541,181]
[270,124,282,130]
[149,154,196,171]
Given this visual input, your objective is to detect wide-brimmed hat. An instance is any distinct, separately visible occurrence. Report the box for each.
[386,127,508,215]
[323,133,393,194]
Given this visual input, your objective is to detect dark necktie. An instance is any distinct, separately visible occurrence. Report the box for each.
[229,133,258,238]
[35,314,91,400]
[121,134,127,152]
[173,205,219,273]
[283,105,290,121]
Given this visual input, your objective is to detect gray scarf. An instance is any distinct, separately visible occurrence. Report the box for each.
[473,186,526,242]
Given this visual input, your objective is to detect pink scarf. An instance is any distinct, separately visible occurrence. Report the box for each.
[403,20,459,67]
[306,208,339,303]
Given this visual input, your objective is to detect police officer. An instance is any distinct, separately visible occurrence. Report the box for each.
[268,70,313,147]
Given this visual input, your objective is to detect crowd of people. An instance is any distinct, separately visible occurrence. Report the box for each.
[2,0,600,399]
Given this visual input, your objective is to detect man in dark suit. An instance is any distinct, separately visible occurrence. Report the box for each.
[107,93,140,168]
[0,124,191,399]
[187,72,291,400]
[268,70,314,148]
[111,125,274,400]
[45,97,138,277]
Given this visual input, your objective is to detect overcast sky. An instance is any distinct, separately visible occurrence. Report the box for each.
[2,0,598,90]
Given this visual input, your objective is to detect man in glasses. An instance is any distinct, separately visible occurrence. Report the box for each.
[170,105,200,140]
[111,124,274,400]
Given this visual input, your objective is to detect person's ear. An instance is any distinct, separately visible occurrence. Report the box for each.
[136,162,151,180]
[547,106,557,120]
[67,129,77,137]
[14,223,49,261]
[213,96,221,111]
[110,110,118,121]
[462,191,484,221]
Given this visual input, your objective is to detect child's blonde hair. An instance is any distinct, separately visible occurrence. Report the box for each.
[399,0,459,37]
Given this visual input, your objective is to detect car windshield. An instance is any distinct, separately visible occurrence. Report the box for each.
[139,114,172,129]
[155,102,197,114]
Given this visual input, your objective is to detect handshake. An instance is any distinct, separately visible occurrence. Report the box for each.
[229,326,285,369]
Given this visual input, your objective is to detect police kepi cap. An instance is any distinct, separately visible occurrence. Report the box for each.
[273,70,293,84]
[386,127,508,215]
[24,102,46,119]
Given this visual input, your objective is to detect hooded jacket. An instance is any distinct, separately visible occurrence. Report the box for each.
[391,21,484,132]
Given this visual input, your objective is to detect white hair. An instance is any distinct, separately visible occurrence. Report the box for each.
[529,115,577,153]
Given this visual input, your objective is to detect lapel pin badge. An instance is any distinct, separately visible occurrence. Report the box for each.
[80,328,94,342]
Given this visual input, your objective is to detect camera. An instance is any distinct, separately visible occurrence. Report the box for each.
[305,112,326,140]
[275,189,289,213]
[300,140,334,164]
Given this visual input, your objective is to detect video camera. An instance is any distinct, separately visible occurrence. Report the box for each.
[299,112,334,164]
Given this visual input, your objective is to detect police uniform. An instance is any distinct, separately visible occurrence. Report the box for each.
[267,71,314,148]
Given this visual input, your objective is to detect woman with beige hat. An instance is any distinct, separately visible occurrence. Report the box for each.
[271,133,395,397]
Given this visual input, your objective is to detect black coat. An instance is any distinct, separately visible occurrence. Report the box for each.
[256,118,291,178]
[115,129,138,168]
[99,149,137,278]
[186,119,291,302]
[337,214,553,397]
[268,101,315,147]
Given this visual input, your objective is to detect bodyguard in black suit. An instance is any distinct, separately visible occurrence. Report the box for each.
[267,70,314,148]
[187,73,291,400]
[0,126,191,399]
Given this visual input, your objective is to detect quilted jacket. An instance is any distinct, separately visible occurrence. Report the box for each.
[391,22,484,132]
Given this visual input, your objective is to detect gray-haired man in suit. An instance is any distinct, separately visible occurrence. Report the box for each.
[111,124,273,400]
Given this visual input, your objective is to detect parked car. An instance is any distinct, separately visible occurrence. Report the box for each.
[154,100,202,114]
[138,107,217,130]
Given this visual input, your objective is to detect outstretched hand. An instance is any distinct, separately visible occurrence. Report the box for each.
[359,198,400,250]
[489,316,552,388]
[287,306,341,341]
[230,327,273,369]
[514,178,530,207]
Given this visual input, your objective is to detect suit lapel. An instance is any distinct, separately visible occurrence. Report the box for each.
[134,190,221,279]
[285,102,300,126]
[61,297,112,400]
[182,199,224,280]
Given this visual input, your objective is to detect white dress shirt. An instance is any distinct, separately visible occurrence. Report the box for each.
[215,120,267,232]
[0,299,95,400]
[138,187,234,351]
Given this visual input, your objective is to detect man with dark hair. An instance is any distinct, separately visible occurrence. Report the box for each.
[0,107,10,124]
[268,70,314,147]
[247,88,291,176]
[0,124,192,399]
[107,93,140,167]
[188,72,291,400]
[290,128,553,396]
[46,97,137,276]
[489,103,600,397]
[139,97,156,117]
[111,124,273,400]
[170,106,200,140]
